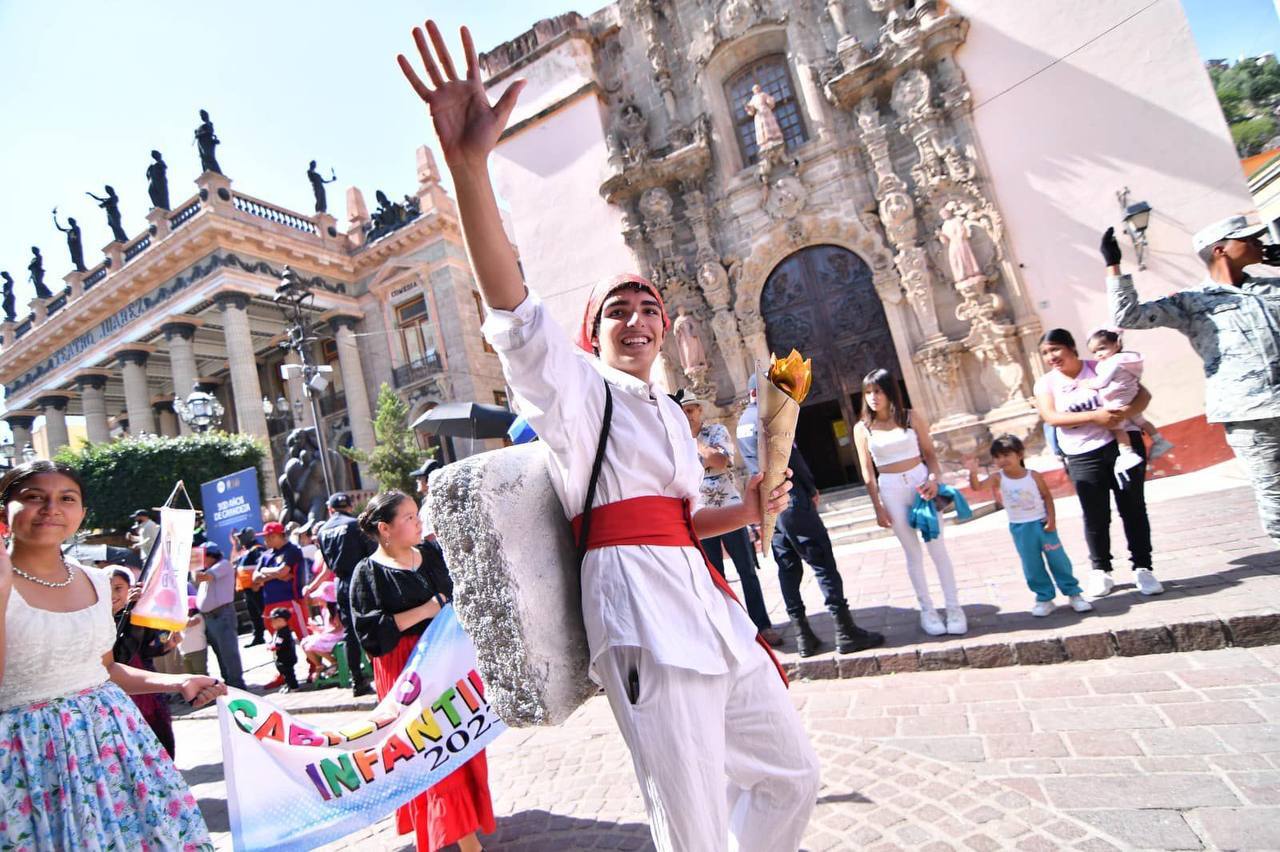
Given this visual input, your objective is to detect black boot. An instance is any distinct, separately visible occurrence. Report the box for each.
[833,606,885,654]
[792,615,825,658]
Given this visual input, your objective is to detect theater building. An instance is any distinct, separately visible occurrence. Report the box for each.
[479,0,1254,486]
[0,146,507,496]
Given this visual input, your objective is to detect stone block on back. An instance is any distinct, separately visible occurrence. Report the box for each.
[429,442,595,727]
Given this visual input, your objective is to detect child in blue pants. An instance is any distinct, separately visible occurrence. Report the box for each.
[965,435,1094,617]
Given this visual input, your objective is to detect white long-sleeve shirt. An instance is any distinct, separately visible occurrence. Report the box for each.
[482,290,759,679]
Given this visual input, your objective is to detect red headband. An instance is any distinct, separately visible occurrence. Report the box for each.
[575,273,671,353]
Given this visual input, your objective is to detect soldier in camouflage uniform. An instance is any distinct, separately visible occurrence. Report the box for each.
[1103,217,1280,547]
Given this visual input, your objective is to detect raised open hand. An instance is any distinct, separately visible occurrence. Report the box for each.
[397,21,526,170]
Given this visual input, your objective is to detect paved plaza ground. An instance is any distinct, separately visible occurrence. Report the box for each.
[174,461,1280,849]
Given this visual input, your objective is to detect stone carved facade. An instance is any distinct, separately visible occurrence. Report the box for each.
[482,0,1044,468]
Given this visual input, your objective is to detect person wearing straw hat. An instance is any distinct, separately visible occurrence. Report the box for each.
[1105,217,1280,546]
[397,22,819,851]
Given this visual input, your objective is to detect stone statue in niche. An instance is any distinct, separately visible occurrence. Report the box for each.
[639,186,673,223]
[146,150,170,210]
[697,260,731,309]
[672,306,708,374]
[2,272,15,322]
[51,209,87,272]
[86,185,128,244]
[28,247,51,300]
[615,102,649,163]
[195,109,222,175]
[938,203,982,283]
[278,427,328,526]
[307,160,337,213]
[745,84,785,150]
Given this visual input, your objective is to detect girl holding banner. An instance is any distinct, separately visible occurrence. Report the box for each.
[397,23,819,852]
[350,490,495,852]
[0,460,223,850]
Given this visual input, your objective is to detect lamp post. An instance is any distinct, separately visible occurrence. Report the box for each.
[273,266,335,495]
[0,437,15,470]
[21,443,37,464]
[262,395,297,429]
[174,385,225,433]
[1117,187,1153,270]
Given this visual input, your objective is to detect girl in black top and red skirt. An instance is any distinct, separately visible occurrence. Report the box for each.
[348,490,494,852]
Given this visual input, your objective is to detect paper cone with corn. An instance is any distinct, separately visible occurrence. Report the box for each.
[756,349,813,547]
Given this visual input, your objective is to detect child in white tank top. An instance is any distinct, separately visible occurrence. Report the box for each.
[965,435,1094,617]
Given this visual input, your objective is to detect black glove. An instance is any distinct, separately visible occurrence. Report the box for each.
[1100,227,1122,266]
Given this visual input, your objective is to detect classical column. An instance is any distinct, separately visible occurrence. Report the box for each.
[329,315,376,455]
[116,348,157,435]
[214,293,279,494]
[75,373,112,444]
[162,320,200,435]
[5,413,36,457]
[152,397,179,437]
[37,395,71,454]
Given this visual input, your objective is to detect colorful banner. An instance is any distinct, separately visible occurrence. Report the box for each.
[131,507,196,632]
[218,605,505,851]
[200,467,263,561]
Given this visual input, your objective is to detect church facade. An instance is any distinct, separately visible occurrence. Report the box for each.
[0,146,507,499]
[479,0,1254,487]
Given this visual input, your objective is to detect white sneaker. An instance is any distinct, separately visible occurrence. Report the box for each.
[920,608,947,636]
[1031,599,1055,617]
[945,605,968,635]
[1086,569,1114,599]
[1148,436,1175,459]
[1135,568,1164,596]
[1069,595,1094,613]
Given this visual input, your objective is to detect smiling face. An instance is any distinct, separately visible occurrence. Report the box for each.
[377,496,423,550]
[992,450,1024,475]
[1039,340,1080,374]
[4,472,85,547]
[592,285,666,381]
[109,573,131,614]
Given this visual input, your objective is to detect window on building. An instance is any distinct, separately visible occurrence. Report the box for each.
[474,291,495,354]
[725,55,809,166]
[493,390,509,409]
[396,295,437,366]
[320,339,343,393]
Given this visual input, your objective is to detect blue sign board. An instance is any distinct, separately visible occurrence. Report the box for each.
[201,467,263,560]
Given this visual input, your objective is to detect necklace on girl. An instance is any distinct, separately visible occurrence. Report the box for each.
[12,558,75,588]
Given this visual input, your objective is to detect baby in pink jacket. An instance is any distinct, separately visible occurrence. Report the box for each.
[1085,329,1175,473]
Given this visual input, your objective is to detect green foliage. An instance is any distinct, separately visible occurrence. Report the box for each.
[1233,115,1279,156]
[1210,56,1280,156]
[339,383,429,495]
[55,432,266,532]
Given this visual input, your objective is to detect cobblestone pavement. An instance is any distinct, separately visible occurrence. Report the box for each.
[176,645,1280,850]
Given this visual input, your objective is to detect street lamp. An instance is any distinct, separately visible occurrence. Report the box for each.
[21,443,37,464]
[174,385,225,433]
[1117,187,1153,270]
[0,437,15,470]
[273,266,336,495]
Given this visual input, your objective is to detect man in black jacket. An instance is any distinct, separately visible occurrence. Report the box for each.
[316,492,375,696]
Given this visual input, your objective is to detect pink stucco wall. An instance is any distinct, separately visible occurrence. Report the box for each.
[950,0,1255,427]
[487,37,637,329]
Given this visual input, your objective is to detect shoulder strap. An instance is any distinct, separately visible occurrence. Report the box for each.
[575,379,613,567]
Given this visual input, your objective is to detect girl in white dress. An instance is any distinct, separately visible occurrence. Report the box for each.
[0,460,223,850]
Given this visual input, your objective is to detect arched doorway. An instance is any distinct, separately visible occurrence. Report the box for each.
[761,244,904,489]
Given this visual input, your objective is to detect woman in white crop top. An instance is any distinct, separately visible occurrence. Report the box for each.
[0,460,223,850]
[853,369,966,636]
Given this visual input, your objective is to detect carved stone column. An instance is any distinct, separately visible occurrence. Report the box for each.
[152,397,179,438]
[329,315,376,456]
[4,413,36,456]
[37,394,72,454]
[854,97,942,341]
[912,339,978,431]
[75,372,112,444]
[697,260,749,392]
[214,292,278,495]
[161,319,201,435]
[116,347,157,436]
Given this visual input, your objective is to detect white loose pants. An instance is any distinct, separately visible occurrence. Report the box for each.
[595,644,820,852]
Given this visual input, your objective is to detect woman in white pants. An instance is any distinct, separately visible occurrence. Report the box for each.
[396,21,819,851]
[853,369,966,635]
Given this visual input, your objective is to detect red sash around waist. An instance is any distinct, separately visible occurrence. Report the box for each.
[571,495,787,686]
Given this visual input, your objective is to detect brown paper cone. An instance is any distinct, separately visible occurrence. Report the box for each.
[756,369,802,547]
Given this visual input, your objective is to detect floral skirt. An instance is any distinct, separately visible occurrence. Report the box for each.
[0,681,212,852]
